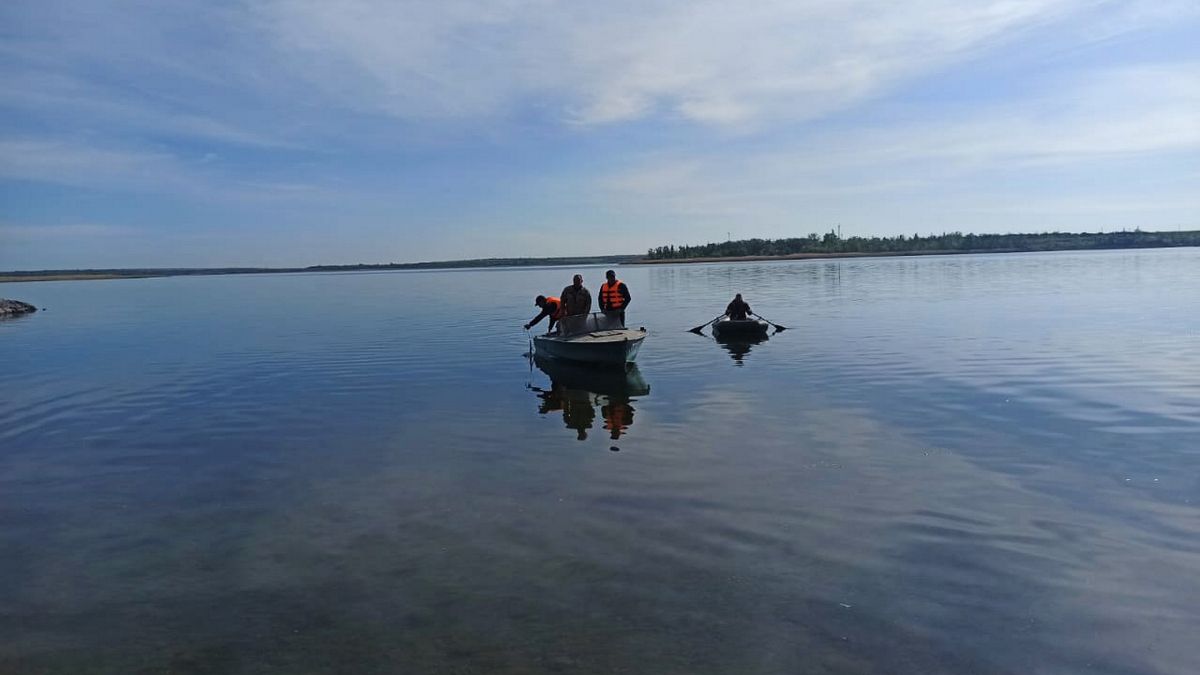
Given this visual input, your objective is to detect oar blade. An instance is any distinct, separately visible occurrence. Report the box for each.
[750,313,788,332]
[688,313,725,334]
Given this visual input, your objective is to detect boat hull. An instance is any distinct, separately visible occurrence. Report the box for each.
[533,329,646,366]
[712,319,770,337]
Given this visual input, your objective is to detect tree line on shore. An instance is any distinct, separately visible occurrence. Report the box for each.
[645,229,1200,260]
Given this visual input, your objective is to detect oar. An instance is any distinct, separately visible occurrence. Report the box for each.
[750,312,789,332]
[688,314,726,334]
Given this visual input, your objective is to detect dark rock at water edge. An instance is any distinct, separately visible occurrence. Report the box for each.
[0,298,37,316]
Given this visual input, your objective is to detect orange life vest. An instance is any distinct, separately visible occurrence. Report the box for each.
[600,280,626,310]
[544,296,565,320]
[603,401,633,439]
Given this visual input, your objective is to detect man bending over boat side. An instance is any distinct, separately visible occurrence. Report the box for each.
[525,295,565,334]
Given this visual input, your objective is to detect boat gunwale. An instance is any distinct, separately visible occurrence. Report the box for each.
[712,318,769,335]
[534,328,647,344]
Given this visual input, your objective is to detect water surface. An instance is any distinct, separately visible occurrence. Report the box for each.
[2,249,1198,674]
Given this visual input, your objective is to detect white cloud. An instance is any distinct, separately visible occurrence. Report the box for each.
[256,0,1174,127]
[599,61,1200,201]
[560,0,1075,126]
[7,1,1196,138]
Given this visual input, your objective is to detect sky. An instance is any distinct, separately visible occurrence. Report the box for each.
[1,0,1198,269]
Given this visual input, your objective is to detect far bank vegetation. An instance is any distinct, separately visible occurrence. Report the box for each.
[645,229,1200,260]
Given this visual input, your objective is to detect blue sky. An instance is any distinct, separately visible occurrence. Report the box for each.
[2,0,1198,269]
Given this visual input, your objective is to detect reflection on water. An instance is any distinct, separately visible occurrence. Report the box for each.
[2,249,1199,675]
[715,334,768,365]
[530,356,649,443]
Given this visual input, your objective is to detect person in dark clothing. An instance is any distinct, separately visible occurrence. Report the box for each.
[725,293,752,320]
[560,274,592,317]
[534,382,596,441]
[525,295,564,334]
[598,269,632,327]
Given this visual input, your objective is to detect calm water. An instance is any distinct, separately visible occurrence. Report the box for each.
[2,249,1198,675]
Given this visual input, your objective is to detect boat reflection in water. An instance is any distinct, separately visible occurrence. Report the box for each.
[715,334,769,366]
[529,356,649,446]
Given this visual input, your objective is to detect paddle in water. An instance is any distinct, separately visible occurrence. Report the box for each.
[750,312,788,332]
[688,314,726,334]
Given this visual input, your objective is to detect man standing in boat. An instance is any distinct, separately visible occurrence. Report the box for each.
[560,274,592,317]
[726,293,752,320]
[525,295,564,334]
[598,269,632,327]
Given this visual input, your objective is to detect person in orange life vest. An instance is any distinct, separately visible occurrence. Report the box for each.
[598,269,632,326]
[525,295,565,334]
[602,398,634,440]
[726,293,752,320]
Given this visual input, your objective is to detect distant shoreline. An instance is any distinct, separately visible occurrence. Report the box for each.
[3,243,1197,283]
[641,229,1200,264]
[628,245,1200,264]
[0,273,151,283]
[0,256,640,284]
[628,248,1029,264]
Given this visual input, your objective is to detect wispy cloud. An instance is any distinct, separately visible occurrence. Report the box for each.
[255,0,1099,127]
[861,63,1200,167]
[0,136,336,205]
[0,223,140,240]
[0,139,181,187]
[599,61,1200,205]
[0,70,294,149]
[6,1,1196,152]
[244,1,1200,130]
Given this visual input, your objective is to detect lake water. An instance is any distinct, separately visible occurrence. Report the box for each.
[2,248,1198,674]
